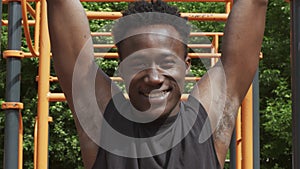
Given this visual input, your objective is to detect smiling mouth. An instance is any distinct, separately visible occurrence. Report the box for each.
[140,89,171,99]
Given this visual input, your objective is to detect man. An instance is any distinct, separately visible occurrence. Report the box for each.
[47,0,268,168]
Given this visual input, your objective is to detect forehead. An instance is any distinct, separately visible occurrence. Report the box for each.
[118,24,186,60]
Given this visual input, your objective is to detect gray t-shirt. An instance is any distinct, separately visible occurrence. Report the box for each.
[92,93,221,169]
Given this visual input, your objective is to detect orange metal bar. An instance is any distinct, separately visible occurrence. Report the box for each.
[3,50,24,59]
[190,32,224,36]
[47,93,66,102]
[93,52,221,58]
[33,118,38,169]
[91,32,224,37]
[46,76,201,83]
[211,35,219,66]
[104,0,228,1]
[1,102,24,109]
[93,44,213,49]
[225,1,232,14]
[1,20,36,26]
[21,51,222,59]
[21,51,221,59]
[241,85,253,169]
[236,107,242,169]
[17,0,229,1]
[188,53,221,58]
[86,11,228,21]
[36,0,51,168]
[34,1,41,52]
[181,13,228,21]
[26,2,36,18]
[21,0,39,57]
[18,112,23,169]
[47,93,191,102]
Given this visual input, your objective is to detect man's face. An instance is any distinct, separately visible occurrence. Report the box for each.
[118,24,189,121]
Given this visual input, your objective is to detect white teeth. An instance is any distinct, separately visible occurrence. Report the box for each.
[144,91,168,98]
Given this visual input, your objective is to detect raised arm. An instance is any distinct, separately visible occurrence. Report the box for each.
[191,0,268,167]
[47,0,117,168]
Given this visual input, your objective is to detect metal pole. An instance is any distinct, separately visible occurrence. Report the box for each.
[230,129,236,169]
[241,85,253,169]
[291,0,300,168]
[4,1,22,169]
[36,0,51,168]
[0,0,2,53]
[236,108,242,169]
[253,70,260,169]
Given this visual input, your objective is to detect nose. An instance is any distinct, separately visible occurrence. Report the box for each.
[144,67,164,85]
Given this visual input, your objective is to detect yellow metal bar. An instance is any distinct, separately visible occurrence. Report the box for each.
[18,112,23,169]
[36,0,51,168]
[236,107,242,169]
[241,85,253,169]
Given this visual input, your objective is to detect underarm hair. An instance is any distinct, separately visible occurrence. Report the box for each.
[213,95,239,147]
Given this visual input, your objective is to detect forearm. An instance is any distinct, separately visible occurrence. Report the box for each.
[221,0,268,100]
[47,1,98,168]
[47,0,91,49]
[211,0,268,167]
[47,0,91,84]
[222,0,268,61]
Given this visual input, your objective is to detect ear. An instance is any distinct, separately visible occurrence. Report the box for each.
[185,56,191,75]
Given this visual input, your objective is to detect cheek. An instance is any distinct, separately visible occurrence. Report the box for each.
[124,73,144,93]
[166,69,186,91]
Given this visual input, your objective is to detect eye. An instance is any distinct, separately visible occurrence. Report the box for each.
[159,61,175,69]
[129,62,149,72]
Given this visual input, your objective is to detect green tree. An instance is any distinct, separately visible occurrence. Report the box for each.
[260,0,291,168]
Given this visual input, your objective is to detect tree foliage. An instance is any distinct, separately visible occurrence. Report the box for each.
[0,1,292,168]
[260,0,291,168]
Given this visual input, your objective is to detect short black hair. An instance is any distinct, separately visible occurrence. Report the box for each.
[112,0,191,59]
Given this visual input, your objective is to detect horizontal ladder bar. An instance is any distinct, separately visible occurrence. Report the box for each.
[91,32,224,37]
[44,76,201,82]
[47,93,190,102]
[2,0,231,3]
[93,44,214,49]
[86,11,228,21]
[22,52,221,58]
